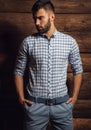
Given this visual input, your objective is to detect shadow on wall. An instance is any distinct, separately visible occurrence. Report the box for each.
[0,21,24,130]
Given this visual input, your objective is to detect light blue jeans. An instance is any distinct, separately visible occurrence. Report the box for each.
[23,102,73,130]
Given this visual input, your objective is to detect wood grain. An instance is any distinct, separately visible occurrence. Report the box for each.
[73,100,91,118]
[0,0,91,14]
[73,118,91,130]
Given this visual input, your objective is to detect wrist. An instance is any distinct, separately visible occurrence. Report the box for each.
[18,96,25,104]
[72,95,78,100]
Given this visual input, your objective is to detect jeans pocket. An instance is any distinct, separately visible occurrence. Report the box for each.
[24,102,35,111]
[67,102,74,110]
[61,102,73,111]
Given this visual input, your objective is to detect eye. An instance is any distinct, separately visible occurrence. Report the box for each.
[38,16,43,20]
[33,16,44,22]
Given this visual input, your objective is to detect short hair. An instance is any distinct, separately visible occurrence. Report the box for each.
[32,0,55,16]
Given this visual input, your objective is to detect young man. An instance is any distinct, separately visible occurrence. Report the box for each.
[14,0,83,130]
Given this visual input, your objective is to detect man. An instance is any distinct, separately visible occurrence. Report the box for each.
[14,0,83,130]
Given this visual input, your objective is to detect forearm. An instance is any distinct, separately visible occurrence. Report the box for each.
[66,73,82,104]
[15,75,33,106]
[15,75,24,100]
[72,73,82,99]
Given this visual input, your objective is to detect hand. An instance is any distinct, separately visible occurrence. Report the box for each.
[19,97,33,108]
[66,97,77,105]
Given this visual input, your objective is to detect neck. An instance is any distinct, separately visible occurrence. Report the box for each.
[45,24,56,40]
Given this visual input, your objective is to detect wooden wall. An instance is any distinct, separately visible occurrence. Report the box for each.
[0,0,91,130]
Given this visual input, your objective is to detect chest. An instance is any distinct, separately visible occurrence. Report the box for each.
[28,37,72,64]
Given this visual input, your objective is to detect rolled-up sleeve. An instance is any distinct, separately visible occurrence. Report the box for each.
[14,39,28,76]
[68,39,83,75]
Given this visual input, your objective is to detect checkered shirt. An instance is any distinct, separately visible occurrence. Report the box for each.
[14,30,83,98]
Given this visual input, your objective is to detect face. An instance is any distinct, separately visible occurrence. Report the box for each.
[33,8,54,33]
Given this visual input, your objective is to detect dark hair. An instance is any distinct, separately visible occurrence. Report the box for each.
[32,0,55,16]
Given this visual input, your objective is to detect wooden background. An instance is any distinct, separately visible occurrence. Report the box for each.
[0,0,91,130]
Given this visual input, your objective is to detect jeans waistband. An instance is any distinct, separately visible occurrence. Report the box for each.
[27,95,69,106]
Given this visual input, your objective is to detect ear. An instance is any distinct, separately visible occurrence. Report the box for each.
[50,13,55,22]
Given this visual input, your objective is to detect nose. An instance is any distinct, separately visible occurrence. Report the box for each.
[35,19,40,26]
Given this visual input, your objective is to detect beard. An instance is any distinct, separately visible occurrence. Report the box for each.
[36,19,51,34]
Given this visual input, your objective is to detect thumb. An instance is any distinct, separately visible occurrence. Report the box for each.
[66,98,72,104]
[24,99,33,106]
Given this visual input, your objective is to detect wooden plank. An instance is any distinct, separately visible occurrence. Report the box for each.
[67,72,91,99]
[66,32,91,53]
[0,13,35,35]
[52,0,91,14]
[0,13,91,32]
[0,0,91,14]
[73,100,91,118]
[73,118,91,130]
[55,14,91,32]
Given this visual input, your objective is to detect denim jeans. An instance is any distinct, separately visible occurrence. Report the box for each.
[23,102,73,130]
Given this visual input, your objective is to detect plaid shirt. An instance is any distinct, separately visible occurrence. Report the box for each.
[14,30,83,98]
